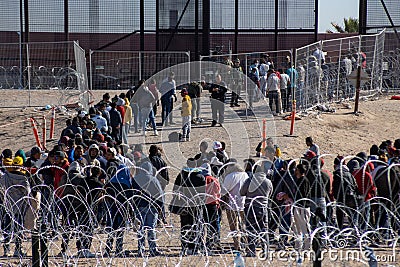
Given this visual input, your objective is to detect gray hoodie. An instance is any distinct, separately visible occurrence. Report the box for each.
[240,171,273,208]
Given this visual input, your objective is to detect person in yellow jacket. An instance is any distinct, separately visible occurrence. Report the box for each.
[180,88,192,142]
[122,97,133,144]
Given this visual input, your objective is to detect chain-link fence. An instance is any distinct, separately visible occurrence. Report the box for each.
[0,41,89,108]
[294,30,385,111]
[89,51,191,90]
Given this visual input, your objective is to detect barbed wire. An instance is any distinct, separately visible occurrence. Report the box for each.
[0,160,399,266]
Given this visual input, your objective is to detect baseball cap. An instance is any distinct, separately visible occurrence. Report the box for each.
[213,141,222,150]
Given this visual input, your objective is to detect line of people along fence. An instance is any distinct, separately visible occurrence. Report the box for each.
[0,151,399,264]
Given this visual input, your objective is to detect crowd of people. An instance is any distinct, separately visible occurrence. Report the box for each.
[0,104,399,258]
[0,66,398,259]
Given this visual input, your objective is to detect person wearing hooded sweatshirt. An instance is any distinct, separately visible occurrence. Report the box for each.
[332,156,361,230]
[84,144,101,172]
[132,161,164,257]
[133,81,158,136]
[104,155,133,257]
[170,158,206,255]
[221,162,248,252]
[57,161,95,257]
[0,156,31,257]
[240,164,273,257]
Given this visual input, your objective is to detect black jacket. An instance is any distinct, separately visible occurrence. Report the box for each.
[149,154,169,190]
[209,81,227,102]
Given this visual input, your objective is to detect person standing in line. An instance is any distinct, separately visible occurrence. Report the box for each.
[108,102,122,143]
[279,69,290,113]
[148,78,160,121]
[159,72,177,126]
[180,88,192,142]
[285,63,298,112]
[187,81,202,124]
[133,81,158,136]
[230,58,243,107]
[209,74,227,127]
[266,69,281,115]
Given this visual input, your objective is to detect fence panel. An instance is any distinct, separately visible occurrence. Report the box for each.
[0,41,88,108]
[89,51,190,91]
[295,30,386,111]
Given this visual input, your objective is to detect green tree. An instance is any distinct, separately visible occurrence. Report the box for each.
[326,17,359,33]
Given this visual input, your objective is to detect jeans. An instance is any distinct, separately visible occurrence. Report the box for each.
[131,103,140,133]
[226,209,246,251]
[161,97,173,125]
[122,123,129,144]
[105,204,125,254]
[148,109,157,132]
[279,206,292,244]
[191,98,198,120]
[244,206,267,255]
[182,115,191,139]
[210,98,225,124]
[268,91,281,114]
[204,204,220,250]
[140,107,154,133]
[137,206,158,253]
[195,98,201,119]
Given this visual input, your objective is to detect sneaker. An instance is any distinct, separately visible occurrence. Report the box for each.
[179,138,186,142]
[186,137,190,142]
[153,130,159,136]
[211,120,217,127]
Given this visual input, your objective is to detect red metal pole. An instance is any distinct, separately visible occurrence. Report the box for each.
[290,100,296,135]
[49,107,55,140]
[42,115,46,150]
[30,118,42,149]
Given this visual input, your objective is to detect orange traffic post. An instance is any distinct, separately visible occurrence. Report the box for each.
[49,106,55,140]
[290,100,296,135]
[42,115,46,150]
[262,119,266,156]
[30,118,42,149]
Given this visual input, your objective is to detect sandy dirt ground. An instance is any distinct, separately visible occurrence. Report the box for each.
[0,89,399,266]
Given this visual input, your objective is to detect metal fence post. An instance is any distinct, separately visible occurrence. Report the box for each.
[89,50,93,91]
[139,51,142,81]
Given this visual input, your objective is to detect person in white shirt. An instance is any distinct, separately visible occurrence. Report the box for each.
[279,70,291,113]
[266,69,281,115]
[221,163,248,251]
